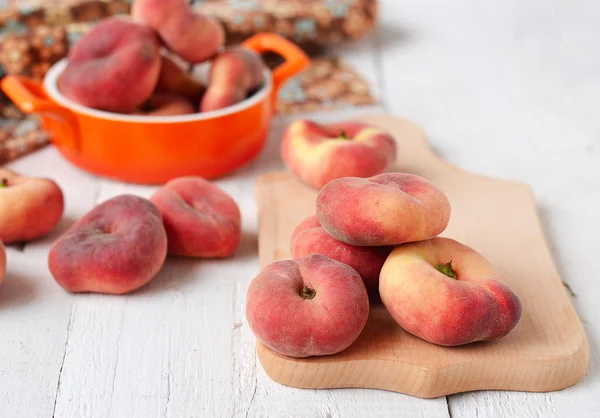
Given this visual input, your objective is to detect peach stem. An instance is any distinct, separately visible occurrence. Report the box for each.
[338,131,350,140]
[299,285,316,300]
[0,178,7,188]
[435,261,457,279]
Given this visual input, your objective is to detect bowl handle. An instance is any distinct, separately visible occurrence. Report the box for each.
[242,33,310,109]
[0,76,80,153]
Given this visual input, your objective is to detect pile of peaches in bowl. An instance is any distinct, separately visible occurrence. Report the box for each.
[246,119,523,357]
[58,0,265,116]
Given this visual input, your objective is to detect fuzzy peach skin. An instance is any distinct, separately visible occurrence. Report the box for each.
[150,176,241,258]
[291,215,393,295]
[132,0,224,63]
[48,195,167,294]
[58,17,161,113]
[316,172,451,246]
[0,168,64,244]
[246,254,369,358]
[380,237,522,346]
[0,240,6,286]
[156,55,206,99]
[281,120,397,189]
[200,46,265,112]
[134,93,196,116]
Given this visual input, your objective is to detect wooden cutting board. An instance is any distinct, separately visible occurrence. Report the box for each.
[254,114,589,398]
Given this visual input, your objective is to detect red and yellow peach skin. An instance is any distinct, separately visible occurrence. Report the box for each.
[200,46,265,112]
[281,120,397,190]
[132,0,224,63]
[246,254,369,357]
[291,215,393,295]
[58,17,161,113]
[155,55,206,99]
[48,195,167,294]
[150,176,241,258]
[134,93,196,116]
[0,168,64,244]
[316,172,451,246]
[379,237,522,346]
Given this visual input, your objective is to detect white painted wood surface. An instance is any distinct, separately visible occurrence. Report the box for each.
[1,0,599,416]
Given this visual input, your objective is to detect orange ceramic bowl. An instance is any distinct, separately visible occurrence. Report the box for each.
[1,33,309,184]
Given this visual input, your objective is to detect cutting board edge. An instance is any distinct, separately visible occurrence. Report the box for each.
[256,335,590,398]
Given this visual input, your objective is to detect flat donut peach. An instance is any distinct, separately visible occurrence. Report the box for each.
[379,237,522,346]
[48,195,168,295]
[150,176,241,258]
[246,255,369,358]
[291,215,393,295]
[316,173,451,246]
[132,0,224,63]
[200,46,265,112]
[58,17,161,113]
[134,93,196,116]
[281,120,397,189]
[155,55,206,99]
[0,168,64,244]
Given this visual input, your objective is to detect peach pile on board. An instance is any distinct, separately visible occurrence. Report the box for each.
[246,120,522,357]
[58,0,265,116]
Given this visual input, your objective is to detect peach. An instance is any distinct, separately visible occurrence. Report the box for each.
[132,0,224,63]
[134,93,196,116]
[48,195,167,294]
[150,176,241,258]
[58,17,161,113]
[291,215,393,295]
[155,55,206,99]
[380,237,522,346]
[246,254,369,357]
[0,240,5,286]
[200,46,265,112]
[281,120,397,189]
[0,168,64,244]
[316,173,451,246]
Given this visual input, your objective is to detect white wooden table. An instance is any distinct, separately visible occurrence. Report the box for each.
[2,1,599,416]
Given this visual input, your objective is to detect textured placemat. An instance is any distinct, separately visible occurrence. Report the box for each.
[194,0,377,52]
[0,113,48,164]
[276,57,375,114]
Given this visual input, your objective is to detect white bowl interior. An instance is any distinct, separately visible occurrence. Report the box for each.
[43,59,273,124]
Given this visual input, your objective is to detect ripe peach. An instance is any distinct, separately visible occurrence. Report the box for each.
[58,17,161,113]
[380,237,522,346]
[132,0,224,63]
[291,215,393,295]
[48,195,167,294]
[281,120,397,189]
[316,173,451,246]
[246,255,369,358]
[200,46,265,112]
[0,168,64,244]
[155,56,206,99]
[150,176,241,258]
[134,93,196,116]
[0,240,6,285]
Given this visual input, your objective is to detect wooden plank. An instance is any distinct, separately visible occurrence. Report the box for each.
[0,148,100,417]
[376,0,600,414]
[51,180,239,417]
